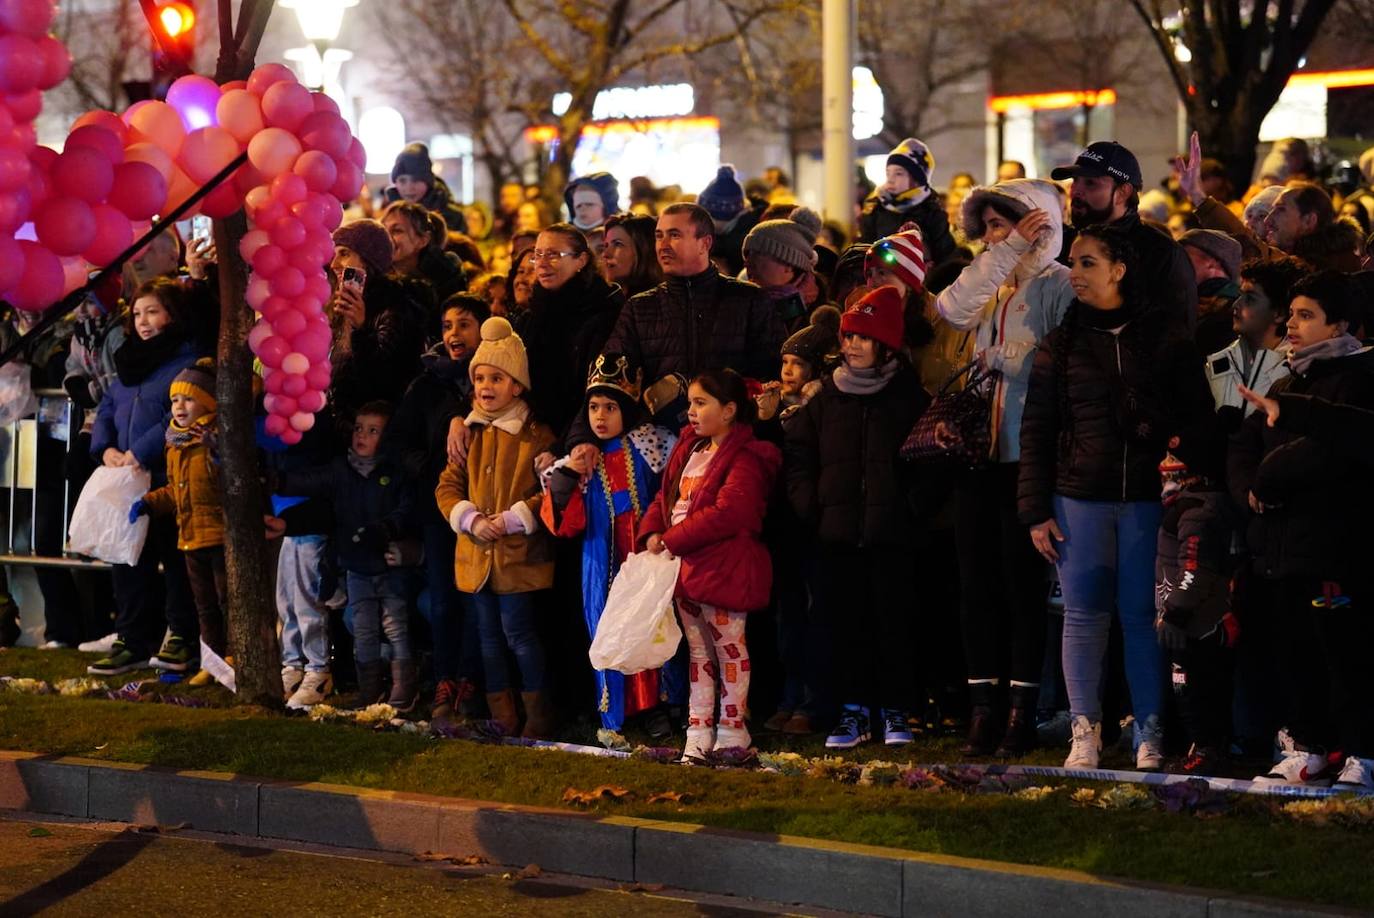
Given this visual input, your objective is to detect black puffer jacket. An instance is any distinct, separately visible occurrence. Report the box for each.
[785,362,931,548]
[1017,300,1216,525]
[1227,348,1374,584]
[278,454,416,576]
[386,344,471,526]
[1112,211,1198,331]
[857,194,956,266]
[519,269,624,441]
[604,265,784,389]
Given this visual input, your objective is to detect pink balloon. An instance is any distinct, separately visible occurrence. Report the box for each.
[164,75,222,131]
[310,92,339,115]
[251,242,285,276]
[246,273,272,309]
[34,34,70,89]
[238,227,270,261]
[318,194,344,231]
[0,35,42,94]
[279,428,302,445]
[346,137,366,169]
[6,240,62,311]
[215,89,264,145]
[330,160,364,202]
[263,413,288,436]
[270,265,305,298]
[292,151,337,196]
[297,389,326,413]
[163,166,198,214]
[305,273,332,304]
[273,308,307,339]
[288,244,325,275]
[128,101,185,159]
[260,369,282,395]
[34,196,95,255]
[82,203,134,265]
[123,142,174,183]
[280,352,309,376]
[247,321,273,353]
[288,411,315,432]
[71,110,127,142]
[106,161,166,220]
[0,235,23,290]
[281,373,307,397]
[65,125,124,163]
[269,171,307,206]
[178,126,240,183]
[59,255,86,295]
[256,335,289,369]
[233,161,264,196]
[6,89,42,122]
[272,394,299,415]
[0,104,12,135]
[0,0,55,36]
[297,111,350,160]
[295,327,331,364]
[247,127,301,179]
[222,79,247,93]
[51,147,113,203]
[305,364,332,390]
[259,294,290,322]
[8,122,37,153]
[246,63,295,97]
[261,80,312,132]
[0,185,30,232]
[198,180,241,219]
[0,143,29,192]
[270,216,305,249]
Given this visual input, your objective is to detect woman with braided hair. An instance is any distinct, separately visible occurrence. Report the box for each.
[1017,225,1216,771]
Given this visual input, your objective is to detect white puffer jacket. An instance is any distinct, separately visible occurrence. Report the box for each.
[934,179,1073,462]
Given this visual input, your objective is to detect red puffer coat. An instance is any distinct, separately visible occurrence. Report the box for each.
[638,423,781,612]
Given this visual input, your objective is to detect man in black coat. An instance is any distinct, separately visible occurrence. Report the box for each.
[1052,141,1198,329]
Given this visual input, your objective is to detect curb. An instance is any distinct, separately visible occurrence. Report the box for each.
[0,750,1356,917]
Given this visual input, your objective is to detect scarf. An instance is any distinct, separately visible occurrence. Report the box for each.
[165,412,217,452]
[465,397,530,435]
[113,328,188,385]
[877,185,932,213]
[347,448,379,478]
[1287,333,1365,377]
[832,358,899,396]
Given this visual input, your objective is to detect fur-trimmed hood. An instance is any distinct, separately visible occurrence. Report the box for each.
[960,179,1064,282]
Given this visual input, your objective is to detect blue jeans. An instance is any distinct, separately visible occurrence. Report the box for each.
[420,521,482,685]
[469,588,544,693]
[277,535,333,672]
[1054,495,1164,726]
[346,570,410,664]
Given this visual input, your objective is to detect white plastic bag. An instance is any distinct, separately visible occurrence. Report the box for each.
[589,551,683,675]
[68,466,152,565]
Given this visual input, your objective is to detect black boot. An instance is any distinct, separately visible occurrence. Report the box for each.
[355,660,386,708]
[995,684,1040,758]
[961,682,1001,756]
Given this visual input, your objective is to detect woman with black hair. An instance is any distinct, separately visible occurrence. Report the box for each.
[1018,225,1215,771]
[601,213,663,298]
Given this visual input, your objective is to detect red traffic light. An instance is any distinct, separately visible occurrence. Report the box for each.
[158,2,195,38]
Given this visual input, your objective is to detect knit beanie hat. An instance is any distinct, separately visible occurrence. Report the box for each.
[563,172,621,226]
[886,138,935,190]
[391,142,434,183]
[332,219,393,276]
[170,357,216,412]
[698,164,747,222]
[1179,229,1242,281]
[782,304,841,371]
[742,206,822,273]
[841,286,905,353]
[470,316,531,391]
[585,352,644,427]
[865,228,927,295]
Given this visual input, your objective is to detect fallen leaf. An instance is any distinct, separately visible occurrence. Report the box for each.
[646,791,694,804]
[27,827,52,838]
[134,822,189,834]
[516,863,542,879]
[561,785,633,805]
[618,882,667,893]
[414,851,490,866]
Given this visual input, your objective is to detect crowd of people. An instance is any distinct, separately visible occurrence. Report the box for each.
[3,129,1374,790]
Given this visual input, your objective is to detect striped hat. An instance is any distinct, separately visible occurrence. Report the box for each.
[170,358,217,412]
[865,228,927,295]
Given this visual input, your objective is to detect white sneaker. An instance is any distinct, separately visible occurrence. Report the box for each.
[1333,757,1374,793]
[281,666,305,699]
[1254,730,1329,785]
[714,725,752,751]
[1134,714,1165,771]
[286,671,333,710]
[78,632,118,654]
[39,640,69,650]
[1064,715,1102,770]
[680,727,714,763]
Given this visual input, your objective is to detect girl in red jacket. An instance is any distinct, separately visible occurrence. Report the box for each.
[641,368,781,761]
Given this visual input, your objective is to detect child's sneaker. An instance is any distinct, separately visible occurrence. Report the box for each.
[78,632,119,654]
[430,679,459,721]
[87,640,146,676]
[715,725,751,751]
[286,671,333,710]
[282,666,305,699]
[881,708,914,746]
[1134,714,1165,771]
[1333,757,1374,793]
[150,635,194,672]
[825,705,870,750]
[681,727,714,763]
[1064,716,1102,769]
[1254,729,1329,786]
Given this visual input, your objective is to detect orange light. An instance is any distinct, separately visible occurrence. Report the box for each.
[988,89,1117,114]
[1286,68,1374,90]
[158,2,195,37]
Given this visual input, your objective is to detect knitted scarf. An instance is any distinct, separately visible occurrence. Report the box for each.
[465,397,530,435]
[1287,333,1364,377]
[165,412,217,452]
[833,358,899,396]
[877,185,932,213]
[347,448,379,478]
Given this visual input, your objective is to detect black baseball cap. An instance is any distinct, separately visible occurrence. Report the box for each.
[1051,141,1143,189]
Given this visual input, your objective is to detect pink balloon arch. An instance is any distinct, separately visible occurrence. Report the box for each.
[0,3,366,445]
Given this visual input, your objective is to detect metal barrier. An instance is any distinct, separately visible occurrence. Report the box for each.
[0,387,110,571]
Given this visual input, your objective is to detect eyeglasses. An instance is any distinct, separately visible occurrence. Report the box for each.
[530,249,580,264]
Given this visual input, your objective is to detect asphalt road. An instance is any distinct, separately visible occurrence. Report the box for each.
[0,817,802,917]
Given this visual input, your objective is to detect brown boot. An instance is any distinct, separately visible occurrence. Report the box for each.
[387,659,418,713]
[486,690,519,736]
[520,691,554,739]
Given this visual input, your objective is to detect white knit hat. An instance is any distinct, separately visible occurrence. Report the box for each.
[470,317,531,391]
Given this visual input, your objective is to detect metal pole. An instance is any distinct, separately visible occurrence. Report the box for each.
[822,0,855,235]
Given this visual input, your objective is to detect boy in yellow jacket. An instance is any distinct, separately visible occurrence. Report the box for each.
[435,317,555,738]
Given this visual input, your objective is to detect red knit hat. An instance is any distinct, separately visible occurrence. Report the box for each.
[865,228,927,295]
[841,285,905,352]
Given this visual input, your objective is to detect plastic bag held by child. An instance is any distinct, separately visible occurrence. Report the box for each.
[68,466,152,565]
[589,551,683,674]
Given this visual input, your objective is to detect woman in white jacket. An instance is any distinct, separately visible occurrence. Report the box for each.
[934,178,1073,757]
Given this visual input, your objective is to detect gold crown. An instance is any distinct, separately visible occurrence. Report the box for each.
[586,354,642,402]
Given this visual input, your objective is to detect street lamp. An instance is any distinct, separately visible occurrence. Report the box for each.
[280,0,358,58]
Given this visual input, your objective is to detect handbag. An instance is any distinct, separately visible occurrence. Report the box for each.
[900,359,997,467]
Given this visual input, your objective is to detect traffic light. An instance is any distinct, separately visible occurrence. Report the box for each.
[137,0,196,100]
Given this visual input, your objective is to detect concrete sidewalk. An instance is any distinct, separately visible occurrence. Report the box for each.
[0,750,1355,917]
